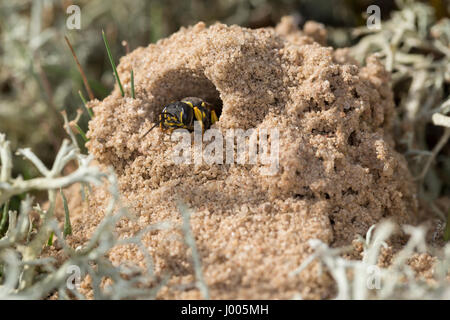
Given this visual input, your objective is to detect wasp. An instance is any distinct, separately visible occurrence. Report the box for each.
[141,97,219,138]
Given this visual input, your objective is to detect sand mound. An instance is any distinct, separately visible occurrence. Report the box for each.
[76,19,417,299]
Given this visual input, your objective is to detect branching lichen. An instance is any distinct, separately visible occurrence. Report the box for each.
[177,201,210,299]
[0,131,170,299]
[351,0,450,236]
[292,221,450,300]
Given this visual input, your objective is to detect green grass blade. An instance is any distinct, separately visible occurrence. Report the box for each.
[74,123,89,142]
[60,188,72,238]
[131,69,135,99]
[0,201,10,236]
[102,30,124,97]
[444,209,450,242]
[79,90,94,119]
[47,231,54,246]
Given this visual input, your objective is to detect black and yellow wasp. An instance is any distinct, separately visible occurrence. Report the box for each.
[141,97,219,137]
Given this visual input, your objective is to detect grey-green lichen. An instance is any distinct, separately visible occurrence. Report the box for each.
[0,126,171,299]
[291,221,450,300]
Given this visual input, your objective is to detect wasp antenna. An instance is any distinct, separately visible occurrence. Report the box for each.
[141,122,160,138]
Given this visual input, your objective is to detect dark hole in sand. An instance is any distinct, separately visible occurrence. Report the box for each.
[148,69,223,123]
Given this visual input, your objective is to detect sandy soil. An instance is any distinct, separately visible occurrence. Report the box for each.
[48,18,426,299]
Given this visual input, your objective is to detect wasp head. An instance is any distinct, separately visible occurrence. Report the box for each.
[141,101,193,138]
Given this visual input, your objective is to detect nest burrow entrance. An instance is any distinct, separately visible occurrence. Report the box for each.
[149,69,223,122]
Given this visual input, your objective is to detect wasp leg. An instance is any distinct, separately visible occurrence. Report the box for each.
[193,107,205,132]
[211,110,219,124]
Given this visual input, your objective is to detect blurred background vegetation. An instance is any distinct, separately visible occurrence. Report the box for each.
[0,0,449,211]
